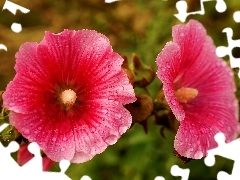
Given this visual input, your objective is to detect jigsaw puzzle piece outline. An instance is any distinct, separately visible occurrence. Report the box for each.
[171,165,190,180]
[2,0,30,15]
[154,176,165,180]
[216,28,240,77]
[174,0,227,22]
[204,132,240,180]
[0,123,71,179]
[233,11,240,23]
[153,164,190,180]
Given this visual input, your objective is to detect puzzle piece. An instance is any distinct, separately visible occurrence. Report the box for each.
[80,175,92,180]
[171,165,190,180]
[174,0,226,22]
[154,165,189,180]
[1,0,30,50]
[0,123,71,180]
[0,141,20,175]
[105,0,120,3]
[216,27,240,77]
[0,44,7,51]
[11,23,22,33]
[204,132,240,180]
[2,0,30,15]
[0,123,9,132]
[154,176,165,180]
[233,11,240,23]
[2,0,30,33]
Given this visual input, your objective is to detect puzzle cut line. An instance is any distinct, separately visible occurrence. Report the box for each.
[205,132,240,180]
[174,0,226,22]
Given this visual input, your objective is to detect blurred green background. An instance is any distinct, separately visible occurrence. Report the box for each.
[1,0,240,179]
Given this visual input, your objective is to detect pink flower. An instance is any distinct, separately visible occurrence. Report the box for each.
[156,20,239,159]
[3,29,136,163]
[18,144,54,171]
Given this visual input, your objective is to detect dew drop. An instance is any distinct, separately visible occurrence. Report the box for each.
[197,140,201,145]
[9,103,15,106]
[194,150,203,159]
[118,125,128,134]
[90,127,96,133]
[71,151,91,163]
[102,109,108,114]
[52,137,57,142]
[61,147,66,151]
[105,135,118,145]
[227,126,231,133]
[23,129,30,135]
[114,113,122,119]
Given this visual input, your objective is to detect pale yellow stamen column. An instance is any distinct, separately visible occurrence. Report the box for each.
[175,87,198,103]
[60,89,77,106]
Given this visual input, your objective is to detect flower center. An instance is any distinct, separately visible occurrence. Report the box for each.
[175,87,198,103]
[60,89,77,106]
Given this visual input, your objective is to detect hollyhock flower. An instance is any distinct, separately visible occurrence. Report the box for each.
[156,20,239,159]
[3,29,136,163]
[18,144,54,171]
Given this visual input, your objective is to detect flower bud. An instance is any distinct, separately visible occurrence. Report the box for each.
[126,94,154,133]
[131,53,155,87]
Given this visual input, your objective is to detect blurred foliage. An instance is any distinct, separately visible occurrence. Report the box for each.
[1,0,240,179]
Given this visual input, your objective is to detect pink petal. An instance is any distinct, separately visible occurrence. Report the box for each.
[156,20,239,159]
[3,43,52,114]
[11,112,76,161]
[71,104,132,163]
[3,29,136,163]
[156,42,185,121]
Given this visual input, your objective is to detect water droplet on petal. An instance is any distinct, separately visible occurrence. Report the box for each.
[194,150,203,159]
[9,103,15,106]
[119,125,128,134]
[114,113,122,119]
[71,151,91,163]
[23,129,30,135]
[90,127,96,133]
[227,126,231,133]
[102,109,108,114]
[61,147,66,151]
[52,137,57,142]
[105,135,118,145]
